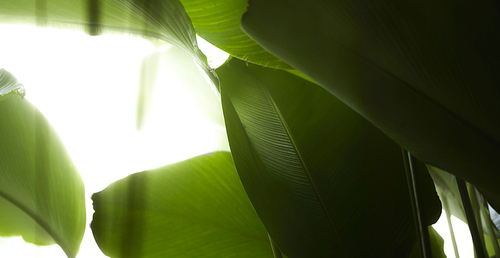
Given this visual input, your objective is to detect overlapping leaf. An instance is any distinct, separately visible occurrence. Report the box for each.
[180,0,289,68]
[218,59,441,257]
[241,0,500,211]
[0,71,85,257]
[91,152,273,257]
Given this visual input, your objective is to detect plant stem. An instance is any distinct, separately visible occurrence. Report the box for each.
[456,177,487,258]
[268,234,282,258]
[442,197,460,258]
[402,149,432,258]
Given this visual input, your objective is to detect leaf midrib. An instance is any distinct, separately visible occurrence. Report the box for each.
[0,190,74,258]
[259,81,350,257]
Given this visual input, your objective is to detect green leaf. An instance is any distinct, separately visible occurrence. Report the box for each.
[91,152,273,257]
[0,0,216,85]
[409,226,447,258]
[428,226,447,258]
[428,166,467,223]
[180,0,290,69]
[218,58,441,257]
[241,0,500,211]
[0,69,25,102]
[0,80,85,257]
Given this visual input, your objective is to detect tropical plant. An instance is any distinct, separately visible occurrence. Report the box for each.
[1,0,499,257]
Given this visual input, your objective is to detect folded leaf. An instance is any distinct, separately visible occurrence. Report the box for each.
[0,75,85,257]
[91,152,273,257]
[241,0,500,211]
[218,58,441,257]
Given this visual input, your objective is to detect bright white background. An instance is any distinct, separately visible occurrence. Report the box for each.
[0,24,229,257]
[0,25,473,257]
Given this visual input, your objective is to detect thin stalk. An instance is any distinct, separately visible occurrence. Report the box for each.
[268,234,282,258]
[456,177,487,258]
[442,197,460,258]
[402,149,432,258]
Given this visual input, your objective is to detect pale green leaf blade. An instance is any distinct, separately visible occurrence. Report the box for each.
[218,59,441,257]
[135,44,225,133]
[91,152,273,257]
[241,0,500,212]
[0,82,85,257]
[135,47,161,131]
[180,0,290,69]
[0,0,216,85]
[428,166,467,223]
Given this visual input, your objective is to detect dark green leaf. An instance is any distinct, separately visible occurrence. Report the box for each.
[241,0,500,211]
[91,152,273,257]
[0,76,85,257]
[218,58,441,257]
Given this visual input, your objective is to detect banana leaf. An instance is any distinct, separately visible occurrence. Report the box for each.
[0,0,217,85]
[218,58,441,257]
[0,70,85,257]
[91,152,273,257]
[240,0,500,212]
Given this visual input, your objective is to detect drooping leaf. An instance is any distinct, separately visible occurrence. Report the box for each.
[241,0,500,211]
[91,152,273,257]
[180,0,290,69]
[0,74,85,257]
[218,58,441,257]
[0,0,217,85]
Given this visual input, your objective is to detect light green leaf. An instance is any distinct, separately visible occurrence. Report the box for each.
[241,0,500,211]
[0,0,216,85]
[410,226,447,258]
[180,0,290,69]
[0,81,85,257]
[218,58,441,257]
[91,152,273,257]
[428,166,467,223]
[0,69,25,102]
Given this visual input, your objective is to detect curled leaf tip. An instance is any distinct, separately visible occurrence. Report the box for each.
[0,68,26,100]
